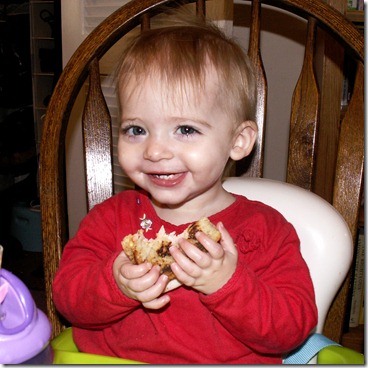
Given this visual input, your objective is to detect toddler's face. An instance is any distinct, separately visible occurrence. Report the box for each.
[117,68,253,210]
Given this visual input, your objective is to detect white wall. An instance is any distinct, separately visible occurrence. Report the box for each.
[61,1,306,237]
[61,0,87,237]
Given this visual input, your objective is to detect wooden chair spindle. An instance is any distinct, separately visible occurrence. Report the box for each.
[82,58,113,211]
[242,0,267,178]
[287,17,319,190]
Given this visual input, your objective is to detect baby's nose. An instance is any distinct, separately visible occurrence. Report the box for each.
[143,137,174,161]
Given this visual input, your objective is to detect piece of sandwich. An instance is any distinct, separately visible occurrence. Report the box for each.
[122,217,221,281]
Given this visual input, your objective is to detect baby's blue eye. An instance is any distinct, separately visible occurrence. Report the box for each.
[122,125,146,136]
[178,126,198,135]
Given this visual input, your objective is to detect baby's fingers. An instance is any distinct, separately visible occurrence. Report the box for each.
[194,232,224,260]
[142,294,171,310]
[120,260,152,280]
[136,274,170,303]
[125,265,162,292]
[217,222,237,253]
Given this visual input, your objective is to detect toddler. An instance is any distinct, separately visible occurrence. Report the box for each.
[53,12,317,364]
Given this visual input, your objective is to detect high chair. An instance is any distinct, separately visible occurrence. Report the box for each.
[39,0,364,364]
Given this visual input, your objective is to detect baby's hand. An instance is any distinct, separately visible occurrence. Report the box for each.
[169,222,238,295]
[113,251,170,309]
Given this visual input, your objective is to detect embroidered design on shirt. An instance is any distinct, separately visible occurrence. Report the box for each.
[140,213,153,232]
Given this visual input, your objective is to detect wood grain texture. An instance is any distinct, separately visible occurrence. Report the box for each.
[313,30,344,203]
[196,0,206,17]
[82,58,113,211]
[323,62,364,342]
[39,0,364,342]
[287,17,318,190]
[269,0,363,61]
[244,0,267,178]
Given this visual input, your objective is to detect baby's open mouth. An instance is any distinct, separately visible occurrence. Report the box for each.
[148,172,187,186]
[153,173,180,180]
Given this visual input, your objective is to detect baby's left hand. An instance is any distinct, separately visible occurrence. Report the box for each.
[169,222,238,295]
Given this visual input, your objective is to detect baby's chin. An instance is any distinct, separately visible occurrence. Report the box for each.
[149,194,187,210]
[145,187,185,204]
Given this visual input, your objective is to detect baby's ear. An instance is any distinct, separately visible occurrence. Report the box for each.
[230,120,258,161]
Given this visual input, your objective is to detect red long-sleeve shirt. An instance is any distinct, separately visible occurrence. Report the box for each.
[52,190,317,364]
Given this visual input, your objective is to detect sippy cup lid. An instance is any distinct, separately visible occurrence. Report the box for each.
[0,268,52,364]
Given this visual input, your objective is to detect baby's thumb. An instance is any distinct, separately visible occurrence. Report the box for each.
[217,222,237,252]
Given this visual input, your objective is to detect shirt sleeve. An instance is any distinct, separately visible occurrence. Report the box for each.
[200,215,318,355]
[52,196,140,330]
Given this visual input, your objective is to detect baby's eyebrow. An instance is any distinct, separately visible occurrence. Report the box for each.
[171,116,211,128]
[120,118,142,125]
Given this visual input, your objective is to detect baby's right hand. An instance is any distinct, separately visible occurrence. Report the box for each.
[113,251,171,309]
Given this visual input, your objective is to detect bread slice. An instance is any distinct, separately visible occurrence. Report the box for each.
[122,217,221,280]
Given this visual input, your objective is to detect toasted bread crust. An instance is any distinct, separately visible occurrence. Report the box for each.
[122,217,221,280]
[186,217,221,251]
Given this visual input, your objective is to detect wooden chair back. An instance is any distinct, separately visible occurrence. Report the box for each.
[39,0,364,340]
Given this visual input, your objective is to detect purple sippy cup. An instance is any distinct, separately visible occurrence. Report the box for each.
[0,251,52,364]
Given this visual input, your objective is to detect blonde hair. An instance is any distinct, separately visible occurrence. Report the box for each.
[117,12,257,124]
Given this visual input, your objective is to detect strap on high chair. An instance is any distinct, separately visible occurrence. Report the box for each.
[283,333,340,364]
